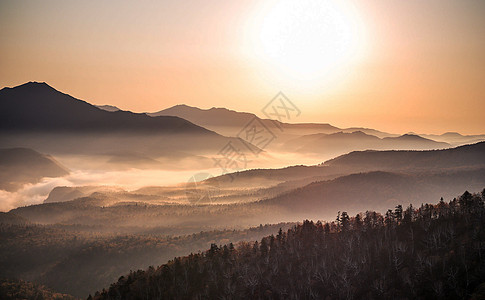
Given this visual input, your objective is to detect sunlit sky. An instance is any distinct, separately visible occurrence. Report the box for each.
[1,0,484,134]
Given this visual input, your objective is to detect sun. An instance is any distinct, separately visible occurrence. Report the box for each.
[245,0,367,88]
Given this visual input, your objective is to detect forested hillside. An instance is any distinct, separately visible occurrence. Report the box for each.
[0,278,75,300]
[94,189,485,300]
[0,222,293,297]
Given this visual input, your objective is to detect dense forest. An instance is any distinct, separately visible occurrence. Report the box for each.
[93,189,485,299]
[0,221,294,297]
[0,278,74,300]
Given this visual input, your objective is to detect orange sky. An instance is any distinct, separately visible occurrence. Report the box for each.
[1,0,484,135]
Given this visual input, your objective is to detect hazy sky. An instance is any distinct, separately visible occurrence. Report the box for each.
[1,0,484,134]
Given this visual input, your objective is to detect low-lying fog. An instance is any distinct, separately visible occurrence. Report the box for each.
[0,150,323,212]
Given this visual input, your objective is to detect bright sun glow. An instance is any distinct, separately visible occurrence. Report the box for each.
[246,0,367,88]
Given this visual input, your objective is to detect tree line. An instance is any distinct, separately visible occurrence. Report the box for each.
[93,189,485,299]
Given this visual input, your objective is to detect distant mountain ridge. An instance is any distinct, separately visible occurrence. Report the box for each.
[283,131,450,157]
[260,169,485,218]
[208,141,485,187]
[422,131,485,146]
[151,105,485,146]
[150,104,392,139]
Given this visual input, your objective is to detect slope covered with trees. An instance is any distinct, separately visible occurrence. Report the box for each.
[0,278,75,300]
[94,189,485,299]
[0,222,293,298]
[323,141,485,173]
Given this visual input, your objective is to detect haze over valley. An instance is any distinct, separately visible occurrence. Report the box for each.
[1,82,485,297]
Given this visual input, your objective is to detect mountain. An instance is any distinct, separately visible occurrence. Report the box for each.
[0,82,259,159]
[44,186,124,204]
[150,104,341,140]
[380,133,450,151]
[283,130,380,152]
[340,127,398,138]
[383,133,450,149]
[95,104,120,112]
[150,104,260,132]
[323,141,485,173]
[260,168,485,220]
[0,82,212,134]
[0,148,69,191]
[153,105,485,147]
[422,131,485,146]
[199,141,485,205]
[283,131,450,159]
[151,105,401,139]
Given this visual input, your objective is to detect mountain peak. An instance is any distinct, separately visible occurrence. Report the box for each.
[18,81,52,88]
[399,133,423,139]
[350,130,368,135]
[172,104,193,108]
[26,81,48,85]
[0,82,215,135]
[2,81,57,94]
[442,132,463,137]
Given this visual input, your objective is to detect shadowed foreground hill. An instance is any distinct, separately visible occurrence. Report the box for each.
[0,222,294,298]
[93,190,485,300]
[0,147,69,191]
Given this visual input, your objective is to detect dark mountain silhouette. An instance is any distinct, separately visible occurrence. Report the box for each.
[0,148,69,191]
[0,82,213,134]
[0,82,260,158]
